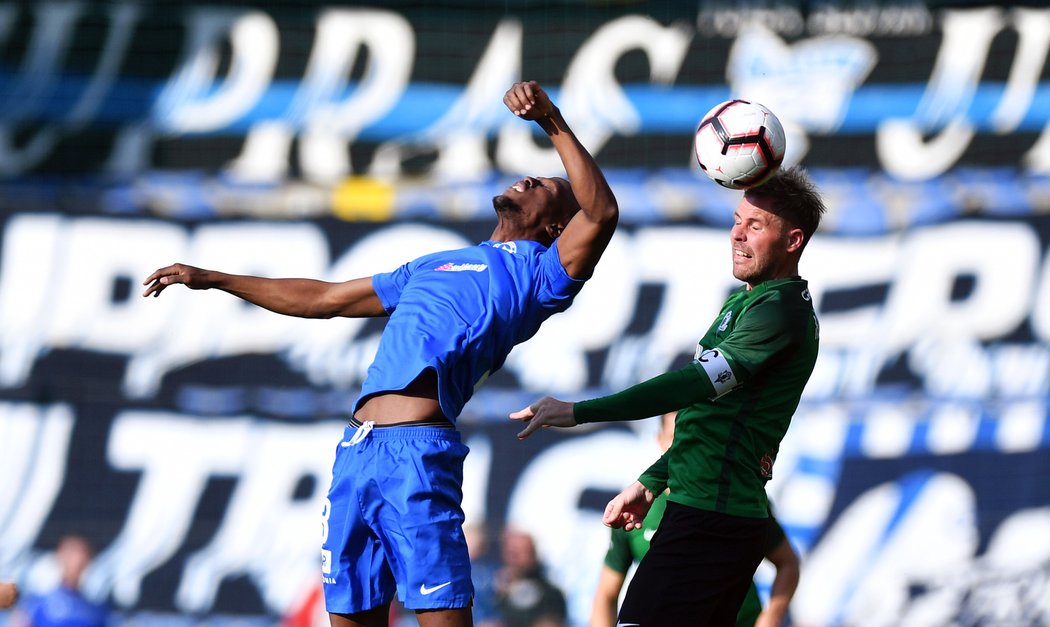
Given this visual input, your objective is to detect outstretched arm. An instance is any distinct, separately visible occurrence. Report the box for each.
[511,364,711,440]
[504,81,618,279]
[142,263,386,318]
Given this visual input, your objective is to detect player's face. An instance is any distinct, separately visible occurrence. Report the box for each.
[730,195,798,287]
[493,176,570,241]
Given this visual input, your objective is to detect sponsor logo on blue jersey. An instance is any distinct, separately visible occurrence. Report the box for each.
[434,262,488,272]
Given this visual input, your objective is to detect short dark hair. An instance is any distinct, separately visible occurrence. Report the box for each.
[745,166,825,249]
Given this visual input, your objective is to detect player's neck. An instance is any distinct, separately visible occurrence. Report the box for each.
[489,226,550,246]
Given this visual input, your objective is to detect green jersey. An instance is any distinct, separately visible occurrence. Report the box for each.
[640,277,819,518]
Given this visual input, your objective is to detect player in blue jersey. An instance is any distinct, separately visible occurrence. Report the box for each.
[16,535,111,627]
[143,80,619,627]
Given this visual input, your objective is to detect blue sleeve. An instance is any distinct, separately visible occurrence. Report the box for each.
[371,260,415,314]
[537,239,585,308]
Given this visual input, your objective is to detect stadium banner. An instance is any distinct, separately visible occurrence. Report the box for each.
[0,1,1046,228]
[0,213,1049,626]
[0,1,1049,626]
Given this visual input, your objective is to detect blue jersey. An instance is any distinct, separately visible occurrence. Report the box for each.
[24,586,110,627]
[360,239,583,422]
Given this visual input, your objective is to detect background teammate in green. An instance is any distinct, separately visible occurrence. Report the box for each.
[513,167,825,626]
[588,412,800,627]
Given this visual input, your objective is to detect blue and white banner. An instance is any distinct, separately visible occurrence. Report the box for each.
[1,2,1049,626]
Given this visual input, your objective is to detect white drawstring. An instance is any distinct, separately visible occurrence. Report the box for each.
[341,420,375,447]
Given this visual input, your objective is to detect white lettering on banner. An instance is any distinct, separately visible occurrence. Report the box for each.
[0,403,74,573]
[51,219,187,352]
[877,8,1001,180]
[296,9,414,183]
[175,421,342,613]
[806,4,934,37]
[990,9,1050,134]
[0,5,1043,179]
[153,9,279,134]
[881,222,1037,353]
[0,400,1047,621]
[1031,242,1050,343]
[0,214,64,387]
[228,9,414,183]
[497,15,691,175]
[801,221,1040,398]
[793,472,979,626]
[0,1,138,176]
[789,476,1050,627]
[801,235,896,347]
[727,24,876,167]
[1,216,1049,400]
[373,18,523,181]
[0,216,187,388]
[876,8,1050,180]
[88,413,253,607]
[60,411,345,612]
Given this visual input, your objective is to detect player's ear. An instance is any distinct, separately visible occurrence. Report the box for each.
[546,222,565,240]
[785,227,805,253]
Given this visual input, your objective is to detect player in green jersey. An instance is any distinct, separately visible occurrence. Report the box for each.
[513,166,825,626]
[589,412,800,627]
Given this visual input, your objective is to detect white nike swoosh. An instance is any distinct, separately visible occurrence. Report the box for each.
[420,581,452,595]
[616,623,641,627]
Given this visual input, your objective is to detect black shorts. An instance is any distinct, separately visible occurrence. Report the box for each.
[617,501,768,627]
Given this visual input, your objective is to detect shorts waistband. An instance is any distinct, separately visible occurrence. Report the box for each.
[344,417,459,442]
[349,416,453,429]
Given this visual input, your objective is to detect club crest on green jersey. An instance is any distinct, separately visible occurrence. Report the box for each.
[718,310,733,332]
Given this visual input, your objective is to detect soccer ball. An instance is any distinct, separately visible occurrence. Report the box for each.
[693,99,786,190]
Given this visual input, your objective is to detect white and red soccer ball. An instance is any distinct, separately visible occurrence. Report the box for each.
[694,99,787,190]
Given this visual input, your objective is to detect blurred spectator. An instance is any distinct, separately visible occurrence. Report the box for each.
[0,581,18,609]
[465,523,502,627]
[495,527,567,627]
[16,535,111,627]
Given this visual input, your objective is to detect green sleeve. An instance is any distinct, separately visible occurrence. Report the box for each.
[638,452,670,495]
[602,527,633,575]
[573,366,715,423]
[718,295,803,382]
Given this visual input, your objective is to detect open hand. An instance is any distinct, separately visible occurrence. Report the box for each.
[142,263,211,298]
[602,481,656,531]
[509,396,576,440]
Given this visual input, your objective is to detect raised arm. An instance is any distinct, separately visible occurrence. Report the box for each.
[504,81,618,279]
[142,263,386,318]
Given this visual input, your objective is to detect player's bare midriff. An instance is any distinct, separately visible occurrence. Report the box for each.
[353,368,448,426]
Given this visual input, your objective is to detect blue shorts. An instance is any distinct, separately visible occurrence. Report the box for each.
[321,421,473,614]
